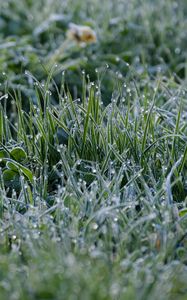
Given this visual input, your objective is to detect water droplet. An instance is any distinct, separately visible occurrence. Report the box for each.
[92,223,98,230]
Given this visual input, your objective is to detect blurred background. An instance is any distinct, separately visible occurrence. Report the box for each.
[0,0,186,104]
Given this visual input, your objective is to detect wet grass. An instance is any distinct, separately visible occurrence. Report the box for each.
[0,0,187,299]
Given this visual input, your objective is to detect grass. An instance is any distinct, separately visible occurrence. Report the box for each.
[0,0,187,299]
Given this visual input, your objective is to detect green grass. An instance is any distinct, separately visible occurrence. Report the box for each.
[0,0,187,299]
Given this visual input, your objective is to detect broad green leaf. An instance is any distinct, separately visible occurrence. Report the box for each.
[0,149,9,159]
[6,161,18,171]
[10,147,27,162]
[179,208,187,218]
[0,149,9,167]
[3,169,21,191]
[2,158,33,183]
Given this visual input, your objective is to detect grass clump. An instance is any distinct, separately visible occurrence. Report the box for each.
[0,0,187,299]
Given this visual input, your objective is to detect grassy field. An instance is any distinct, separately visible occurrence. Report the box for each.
[0,0,187,299]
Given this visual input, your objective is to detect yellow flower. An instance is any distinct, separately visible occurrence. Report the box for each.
[67,23,97,44]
